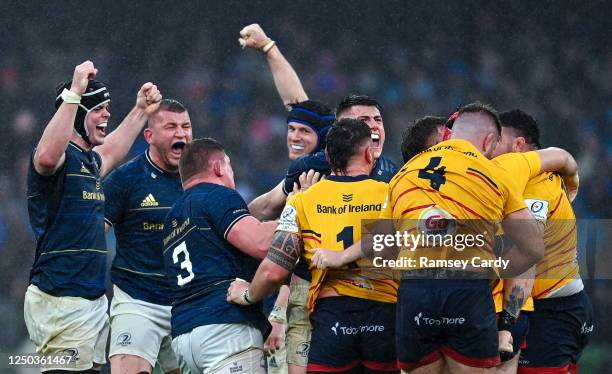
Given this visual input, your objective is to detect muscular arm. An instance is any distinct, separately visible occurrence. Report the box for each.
[537,147,578,176]
[500,208,545,277]
[502,266,535,317]
[265,46,308,109]
[226,216,278,259]
[34,61,96,175]
[248,180,286,220]
[95,106,148,177]
[239,23,308,109]
[247,231,303,303]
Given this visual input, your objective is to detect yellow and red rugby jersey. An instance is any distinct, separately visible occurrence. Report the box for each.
[389,139,528,268]
[524,172,580,299]
[492,151,543,312]
[277,175,397,314]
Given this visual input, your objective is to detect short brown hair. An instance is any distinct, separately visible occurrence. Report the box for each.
[179,138,225,183]
[457,101,502,134]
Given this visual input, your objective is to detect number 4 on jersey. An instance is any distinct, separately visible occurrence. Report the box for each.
[418,156,446,190]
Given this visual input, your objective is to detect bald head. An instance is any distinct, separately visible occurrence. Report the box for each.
[450,102,501,158]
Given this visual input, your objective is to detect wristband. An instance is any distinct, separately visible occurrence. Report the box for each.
[498,309,517,332]
[242,288,254,305]
[262,40,276,54]
[61,89,81,104]
[268,304,287,323]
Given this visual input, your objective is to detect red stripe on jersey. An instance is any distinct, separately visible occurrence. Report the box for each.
[548,194,563,216]
[392,186,421,212]
[536,260,575,277]
[401,204,436,217]
[466,171,502,197]
[392,185,487,220]
[532,277,568,299]
[362,360,399,371]
[439,194,486,220]
[518,364,573,373]
[544,226,576,257]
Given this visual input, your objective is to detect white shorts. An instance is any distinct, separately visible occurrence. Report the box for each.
[286,276,311,367]
[109,285,179,372]
[23,284,109,372]
[172,323,265,374]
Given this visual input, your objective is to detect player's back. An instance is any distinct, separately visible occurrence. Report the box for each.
[390,139,525,266]
[287,175,396,311]
[162,182,266,338]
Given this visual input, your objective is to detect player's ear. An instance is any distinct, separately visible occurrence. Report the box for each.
[143,128,154,145]
[365,144,374,165]
[513,137,526,152]
[483,132,497,157]
[212,159,223,177]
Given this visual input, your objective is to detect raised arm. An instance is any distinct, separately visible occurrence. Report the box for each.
[239,23,308,109]
[95,82,162,177]
[34,61,97,176]
[248,181,287,221]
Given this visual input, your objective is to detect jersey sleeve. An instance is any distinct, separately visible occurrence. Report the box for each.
[102,168,129,226]
[282,153,331,195]
[494,152,541,193]
[206,187,252,239]
[502,180,528,216]
[277,194,301,234]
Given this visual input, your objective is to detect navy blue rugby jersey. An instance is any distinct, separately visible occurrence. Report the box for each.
[282,151,398,194]
[282,151,399,280]
[103,150,182,305]
[162,182,271,338]
[27,141,107,299]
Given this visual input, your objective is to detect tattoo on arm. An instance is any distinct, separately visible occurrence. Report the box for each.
[266,231,303,272]
[504,284,525,317]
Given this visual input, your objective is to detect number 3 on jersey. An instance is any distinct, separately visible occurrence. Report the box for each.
[173,241,195,286]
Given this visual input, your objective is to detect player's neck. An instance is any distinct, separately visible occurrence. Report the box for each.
[148,147,179,173]
[182,174,225,190]
[333,163,371,177]
[71,134,92,151]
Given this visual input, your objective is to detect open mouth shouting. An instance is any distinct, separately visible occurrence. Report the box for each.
[170,141,186,158]
[96,122,108,136]
[371,133,381,149]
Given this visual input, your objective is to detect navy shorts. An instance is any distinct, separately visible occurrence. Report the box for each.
[396,279,500,371]
[518,290,593,373]
[498,312,530,362]
[308,297,398,373]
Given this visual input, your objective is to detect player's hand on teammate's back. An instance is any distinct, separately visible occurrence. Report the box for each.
[239,23,271,50]
[136,82,162,115]
[70,60,98,95]
[299,169,324,191]
[312,249,347,270]
[264,321,285,355]
[226,278,251,305]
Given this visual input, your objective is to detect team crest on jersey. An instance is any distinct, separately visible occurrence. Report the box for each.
[417,206,456,236]
[140,193,159,207]
[525,198,549,222]
[117,332,132,347]
[278,205,299,233]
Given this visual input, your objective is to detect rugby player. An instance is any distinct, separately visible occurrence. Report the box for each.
[240,23,335,374]
[227,119,399,373]
[493,109,592,374]
[24,60,162,373]
[162,138,278,374]
[400,116,447,163]
[103,99,192,374]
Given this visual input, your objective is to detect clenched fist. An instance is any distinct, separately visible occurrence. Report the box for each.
[136,82,162,115]
[70,60,98,95]
[239,23,272,50]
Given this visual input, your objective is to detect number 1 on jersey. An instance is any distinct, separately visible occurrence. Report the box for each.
[337,226,358,269]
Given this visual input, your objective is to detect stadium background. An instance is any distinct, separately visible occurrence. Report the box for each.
[0,1,610,372]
